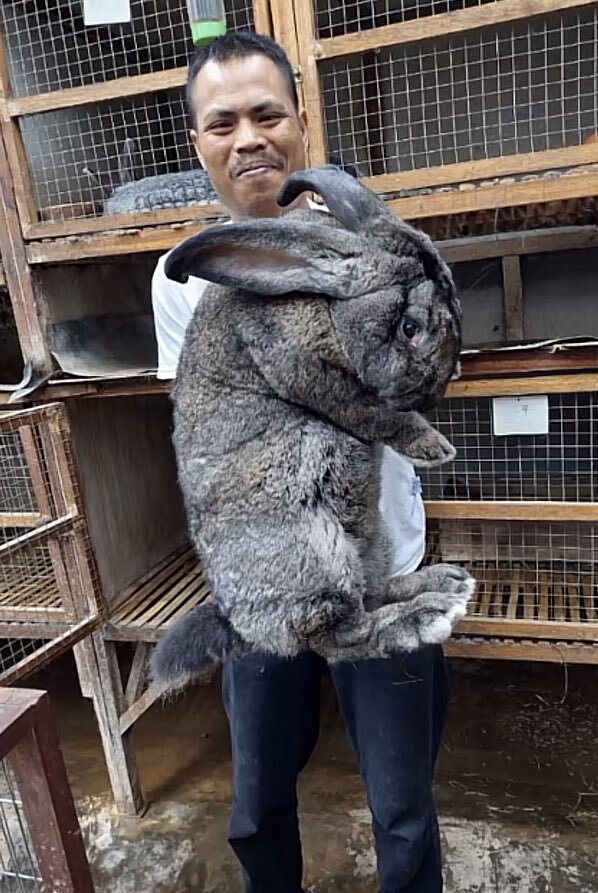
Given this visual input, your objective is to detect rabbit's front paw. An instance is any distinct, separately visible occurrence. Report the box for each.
[415,563,474,596]
[403,429,456,467]
[411,585,474,646]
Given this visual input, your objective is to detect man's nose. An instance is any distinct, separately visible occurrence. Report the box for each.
[234,118,266,153]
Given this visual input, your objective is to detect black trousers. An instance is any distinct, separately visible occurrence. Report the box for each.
[222,644,449,892]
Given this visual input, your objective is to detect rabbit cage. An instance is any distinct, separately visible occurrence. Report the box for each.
[0,0,597,814]
[0,403,103,686]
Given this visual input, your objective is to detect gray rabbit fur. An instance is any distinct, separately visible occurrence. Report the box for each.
[150,165,475,691]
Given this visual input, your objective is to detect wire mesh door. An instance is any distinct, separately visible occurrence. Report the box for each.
[420,383,598,643]
[0,0,271,238]
[286,0,598,231]
[0,403,103,686]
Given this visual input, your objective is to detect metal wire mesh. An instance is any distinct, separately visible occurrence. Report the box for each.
[21,88,200,217]
[0,0,255,98]
[0,405,100,682]
[0,762,41,891]
[422,392,597,503]
[320,6,598,177]
[316,0,497,38]
[427,520,598,623]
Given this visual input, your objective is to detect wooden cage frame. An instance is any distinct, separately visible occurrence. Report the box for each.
[0,687,96,891]
[0,0,597,817]
[285,0,598,214]
[0,0,271,242]
[430,373,598,660]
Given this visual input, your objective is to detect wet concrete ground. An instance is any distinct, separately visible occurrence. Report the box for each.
[28,653,598,892]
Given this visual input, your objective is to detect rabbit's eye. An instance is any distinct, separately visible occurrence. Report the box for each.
[402,318,421,340]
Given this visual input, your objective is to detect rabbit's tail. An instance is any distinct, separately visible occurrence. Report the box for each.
[150,600,240,691]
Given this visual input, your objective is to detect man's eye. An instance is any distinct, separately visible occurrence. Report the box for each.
[210,122,231,132]
[260,114,281,123]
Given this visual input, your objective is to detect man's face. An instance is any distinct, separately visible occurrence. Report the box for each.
[190,54,309,220]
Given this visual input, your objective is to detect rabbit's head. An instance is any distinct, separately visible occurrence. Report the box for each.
[165,165,461,412]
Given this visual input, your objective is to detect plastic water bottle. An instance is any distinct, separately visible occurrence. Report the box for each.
[187,0,227,46]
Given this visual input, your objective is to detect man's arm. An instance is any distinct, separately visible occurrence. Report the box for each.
[151,255,195,380]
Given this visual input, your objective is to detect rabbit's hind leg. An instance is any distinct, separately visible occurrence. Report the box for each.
[209,511,366,658]
[317,574,474,662]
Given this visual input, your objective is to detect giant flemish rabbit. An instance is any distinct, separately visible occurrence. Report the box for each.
[151,165,475,690]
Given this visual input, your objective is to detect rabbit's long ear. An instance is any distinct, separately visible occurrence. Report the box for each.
[164,216,393,299]
[278,165,448,283]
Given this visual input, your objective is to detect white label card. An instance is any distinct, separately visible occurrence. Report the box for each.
[492,395,549,436]
[83,0,131,26]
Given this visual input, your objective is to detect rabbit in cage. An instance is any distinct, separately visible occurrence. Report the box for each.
[150,165,474,691]
[100,139,361,214]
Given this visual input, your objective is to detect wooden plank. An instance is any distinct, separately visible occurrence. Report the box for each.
[119,682,168,736]
[0,127,51,369]
[455,347,598,379]
[568,573,581,623]
[440,226,598,263]
[124,643,151,708]
[477,566,494,617]
[23,201,226,241]
[0,615,102,686]
[314,0,598,59]
[582,579,597,621]
[456,616,598,641]
[384,170,598,224]
[539,569,550,620]
[0,512,78,560]
[506,565,520,619]
[162,587,210,627]
[25,222,212,264]
[0,511,44,527]
[425,500,598,522]
[444,637,598,664]
[0,31,39,228]
[109,549,194,623]
[270,0,301,70]
[361,142,598,197]
[294,0,327,166]
[501,255,524,341]
[447,372,598,398]
[77,633,144,815]
[23,218,598,268]
[3,67,188,119]
[253,0,273,35]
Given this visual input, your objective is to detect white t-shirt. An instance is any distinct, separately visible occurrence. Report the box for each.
[151,207,426,577]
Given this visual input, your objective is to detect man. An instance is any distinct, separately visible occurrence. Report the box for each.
[152,31,449,893]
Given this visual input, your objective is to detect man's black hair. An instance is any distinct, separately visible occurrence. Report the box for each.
[186,30,299,123]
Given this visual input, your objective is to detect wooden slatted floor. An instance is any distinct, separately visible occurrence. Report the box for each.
[0,566,65,623]
[459,561,598,624]
[105,546,210,641]
[105,545,598,646]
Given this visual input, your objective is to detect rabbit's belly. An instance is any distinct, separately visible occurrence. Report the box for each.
[294,424,382,532]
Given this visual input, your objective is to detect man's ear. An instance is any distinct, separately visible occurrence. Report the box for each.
[164,216,393,300]
[190,129,205,168]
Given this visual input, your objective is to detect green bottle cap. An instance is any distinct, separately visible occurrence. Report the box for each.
[191,19,227,46]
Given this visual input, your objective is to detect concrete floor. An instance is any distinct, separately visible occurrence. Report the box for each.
[26,653,598,892]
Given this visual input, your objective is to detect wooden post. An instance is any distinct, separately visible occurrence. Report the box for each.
[0,125,52,372]
[501,255,524,341]
[77,633,145,816]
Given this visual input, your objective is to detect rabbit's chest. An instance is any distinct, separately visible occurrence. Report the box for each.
[296,424,380,528]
